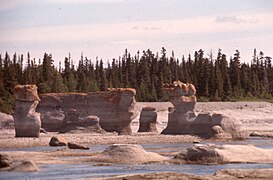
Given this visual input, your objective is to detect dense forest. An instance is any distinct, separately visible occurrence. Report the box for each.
[0,47,272,114]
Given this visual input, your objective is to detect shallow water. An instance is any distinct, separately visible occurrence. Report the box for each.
[1,138,273,179]
[1,162,273,180]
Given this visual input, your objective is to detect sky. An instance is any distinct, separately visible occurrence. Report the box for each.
[0,0,273,67]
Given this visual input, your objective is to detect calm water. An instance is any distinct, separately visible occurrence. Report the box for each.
[1,138,273,180]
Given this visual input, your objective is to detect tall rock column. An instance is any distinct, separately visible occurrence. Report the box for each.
[161,81,197,134]
[13,85,41,137]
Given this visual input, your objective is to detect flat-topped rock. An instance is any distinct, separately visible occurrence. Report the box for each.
[13,85,40,102]
[37,88,137,135]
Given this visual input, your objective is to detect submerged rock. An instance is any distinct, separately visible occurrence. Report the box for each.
[10,160,39,172]
[68,142,89,150]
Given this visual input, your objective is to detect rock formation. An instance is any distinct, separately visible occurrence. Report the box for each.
[88,144,168,164]
[138,106,158,133]
[175,144,273,164]
[161,81,245,139]
[0,154,12,168]
[12,85,41,137]
[37,88,137,135]
[49,136,67,146]
[59,115,105,134]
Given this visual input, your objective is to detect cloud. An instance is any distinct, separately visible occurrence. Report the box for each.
[0,0,24,11]
[112,40,143,45]
[45,0,134,4]
[215,15,259,24]
[1,11,272,44]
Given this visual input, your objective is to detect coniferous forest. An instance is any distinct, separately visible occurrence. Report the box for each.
[0,47,273,114]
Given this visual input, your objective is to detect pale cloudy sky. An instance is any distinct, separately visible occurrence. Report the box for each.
[0,0,273,66]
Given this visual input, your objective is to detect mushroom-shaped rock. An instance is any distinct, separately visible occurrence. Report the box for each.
[10,160,39,172]
[161,81,245,140]
[138,107,158,133]
[68,142,89,150]
[89,144,168,164]
[59,115,105,134]
[49,136,67,146]
[12,85,41,137]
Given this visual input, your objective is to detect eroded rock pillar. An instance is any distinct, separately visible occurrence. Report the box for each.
[13,85,41,137]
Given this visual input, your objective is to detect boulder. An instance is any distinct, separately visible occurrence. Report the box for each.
[0,154,12,168]
[49,136,67,146]
[37,88,137,135]
[161,81,245,140]
[10,160,39,172]
[177,144,273,164]
[89,144,168,164]
[59,115,105,134]
[68,142,89,150]
[0,112,14,129]
[13,85,41,137]
[138,107,158,133]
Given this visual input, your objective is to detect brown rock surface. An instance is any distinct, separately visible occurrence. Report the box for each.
[13,85,41,137]
[49,135,67,146]
[89,144,168,164]
[37,88,137,135]
[138,106,158,133]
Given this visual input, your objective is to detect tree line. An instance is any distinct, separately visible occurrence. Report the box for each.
[0,47,272,113]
